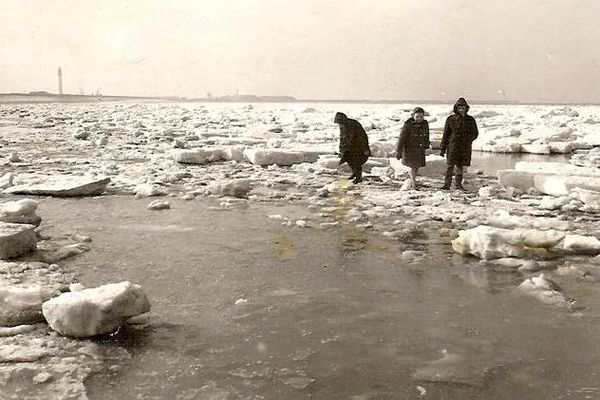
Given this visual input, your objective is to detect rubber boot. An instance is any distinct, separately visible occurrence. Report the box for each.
[455,174,465,190]
[441,167,452,190]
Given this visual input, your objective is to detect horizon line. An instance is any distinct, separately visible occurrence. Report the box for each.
[1,91,599,106]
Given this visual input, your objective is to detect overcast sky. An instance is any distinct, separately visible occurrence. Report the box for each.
[1,0,599,102]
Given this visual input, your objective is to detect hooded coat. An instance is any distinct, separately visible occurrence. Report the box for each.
[336,113,370,167]
[440,98,479,166]
[396,117,430,168]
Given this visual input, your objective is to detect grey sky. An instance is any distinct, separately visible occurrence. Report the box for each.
[1,0,599,102]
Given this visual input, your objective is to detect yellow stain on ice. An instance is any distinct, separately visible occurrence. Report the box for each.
[329,179,353,191]
[325,179,393,254]
[273,229,297,259]
[328,179,357,221]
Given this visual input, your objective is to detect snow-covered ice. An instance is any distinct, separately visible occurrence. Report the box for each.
[452,225,565,260]
[42,281,151,337]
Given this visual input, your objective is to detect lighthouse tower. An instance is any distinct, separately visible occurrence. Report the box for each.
[57,67,63,95]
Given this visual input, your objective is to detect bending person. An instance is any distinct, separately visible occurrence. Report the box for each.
[396,107,430,189]
[440,98,478,190]
[334,112,370,184]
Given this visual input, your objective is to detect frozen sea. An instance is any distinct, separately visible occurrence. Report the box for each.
[1,101,600,399]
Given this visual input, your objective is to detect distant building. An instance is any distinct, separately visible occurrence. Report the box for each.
[57,67,63,95]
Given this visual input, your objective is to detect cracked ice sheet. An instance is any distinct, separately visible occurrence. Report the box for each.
[0,327,131,400]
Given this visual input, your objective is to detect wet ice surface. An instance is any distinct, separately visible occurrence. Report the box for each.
[28,196,600,400]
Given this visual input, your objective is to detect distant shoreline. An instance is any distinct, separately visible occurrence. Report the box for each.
[1,92,598,106]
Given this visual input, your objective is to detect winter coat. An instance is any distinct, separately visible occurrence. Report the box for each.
[440,98,479,166]
[396,118,430,168]
[339,118,370,166]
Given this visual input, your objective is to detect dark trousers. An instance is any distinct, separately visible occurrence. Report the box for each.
[444,163,464,188]
[348,154,368,179]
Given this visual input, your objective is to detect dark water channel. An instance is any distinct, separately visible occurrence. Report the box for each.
[33,192,600,400]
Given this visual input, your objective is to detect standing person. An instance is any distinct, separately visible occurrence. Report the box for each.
[334,112,370,184]
[396,107,430,189]
[439,98,479,190]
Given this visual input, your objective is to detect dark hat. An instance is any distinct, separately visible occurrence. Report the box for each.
[412,107,425,114]
[334,112,347,123]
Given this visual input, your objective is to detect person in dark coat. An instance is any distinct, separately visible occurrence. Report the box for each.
[396,107,430,189]
[335,112,370,184]
[440,98,479,190]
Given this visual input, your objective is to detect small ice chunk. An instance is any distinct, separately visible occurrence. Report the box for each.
[33,372,53,384]
[478,186,496,198]
[69,283,85,292]
[518,273,566,307]
[9,152,22,162]
[147,200,170,210]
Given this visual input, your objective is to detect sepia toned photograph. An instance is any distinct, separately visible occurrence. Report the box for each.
[1,1,600,399]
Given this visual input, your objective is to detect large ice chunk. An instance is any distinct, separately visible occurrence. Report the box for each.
[171,148,227,164]
[521,143,551,154]
[244,149,317,166]
[499,165,600,196]
[223,146,246,162]
[539,196,570,210]
[0,222,37,259]
[452,225,564,260]
[515,161,600,178]
[571,188,600,212]
[4,176,110,197]
[42,281,151,337]
[497,170,536,192]
[206,179,252,198]
[563,235,600,254]
[548,142,574,154]
[0,199,41,226]
[473,210,570,231]
[389,154,447,177]
[534,175,600,196]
